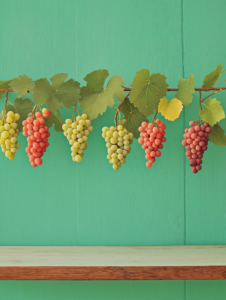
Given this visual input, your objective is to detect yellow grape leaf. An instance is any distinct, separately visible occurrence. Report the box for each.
[158,98,183,121]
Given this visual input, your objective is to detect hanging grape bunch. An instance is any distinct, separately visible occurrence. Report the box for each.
[182,121,211,173]
[102,125,134,170]
[62,114,93,162]
[22,109,51,167]
[138,120,166,168]
[0,111,20,160]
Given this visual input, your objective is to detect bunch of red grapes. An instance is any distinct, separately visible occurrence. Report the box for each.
[22,110,51,167]
[182,121,211,173]
[138,119,166,168]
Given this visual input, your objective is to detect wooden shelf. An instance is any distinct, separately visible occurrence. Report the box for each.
[0,245,226,280]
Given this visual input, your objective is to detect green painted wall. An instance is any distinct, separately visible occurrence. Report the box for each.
[0,0,225,299]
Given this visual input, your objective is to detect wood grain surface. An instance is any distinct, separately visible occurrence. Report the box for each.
[1,266,226,280]
[0,246,226,280]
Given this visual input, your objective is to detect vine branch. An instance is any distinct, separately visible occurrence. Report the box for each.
[72,105,80,121]
[3,92,8,120]
[201,90,221,103]
[1,87,226,94]
[152,109,158,123]
[199,91,202,111]
[114,92,130,126]
[123,87,226,92]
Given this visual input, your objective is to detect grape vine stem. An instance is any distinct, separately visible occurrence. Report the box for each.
[152,109,158,123]
[72,105,80,121]
[114,92,130,126]
[123,87,226,92]
[3,92,8,119]
[199,91,202,110]
[1,87,226,93]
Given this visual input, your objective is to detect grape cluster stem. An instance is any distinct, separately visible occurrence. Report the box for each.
[3,92,8,120]
[114,92,130,126]
[72,105,80,121]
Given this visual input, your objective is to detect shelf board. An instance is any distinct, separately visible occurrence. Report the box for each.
[0,245,226,280]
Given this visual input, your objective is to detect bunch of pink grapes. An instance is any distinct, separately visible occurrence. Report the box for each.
[138,120,166,168]
[22,111,50,167]
[182,121,211,173]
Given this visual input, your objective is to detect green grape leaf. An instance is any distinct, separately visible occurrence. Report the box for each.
[201,98,225,126]
[50,73,68,90]
[130,69,168,117]
[208,123,226,146]
[33,75,80,111]
[57,79,80,109]
[202,64,223,90]
[33,78,55,107]
[80,70,124,120]
[175,73,196,106]
[9,75,35,98]
[108,75,125,102]
[14,98,34,131]
[120,98,148,138]
[44,110,63,132]
[0,80,11,98]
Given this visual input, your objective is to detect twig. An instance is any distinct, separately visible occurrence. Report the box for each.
[114,92,130,126]
[199,91,202,111]
[31,105,37,119]
[152,109,158,123]
[213,79,226,86]
[1,86,226,94]
[123,87,226,92]
[72,105,80,121]
[3,92,8,120]
[201,90,221,103]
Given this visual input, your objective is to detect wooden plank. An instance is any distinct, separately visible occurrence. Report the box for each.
[1,266,226,280]
[0,246,226,280]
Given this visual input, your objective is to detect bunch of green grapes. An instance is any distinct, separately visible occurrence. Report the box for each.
[0,111,20,160]
[102,125,134,170]
[62,114,93,162]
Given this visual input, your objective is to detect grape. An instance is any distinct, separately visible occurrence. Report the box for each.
[62,114,92,162]
[23,111,50,167]
[42,108,51,118]
[138,120,166,168]
[102,125,134,170]
[0,111,21,160]
[182,120,211,173]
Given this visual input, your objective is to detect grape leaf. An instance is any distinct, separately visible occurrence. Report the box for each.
[120,98,148,138]
[50,73,68,90]
[208,123,226,146]
[80,70,125,120]
[14,98,34,131]
[175,73,196,106]
[33,78,54,107]
[130,69,168,117]
[158,98,183,121]
[201,98,225,126]
[202,64,223,90]
[9,75,35,98]
[33,75,80,111]
[108,75,125,102]
[0,80,11,98]
[44,110,63,132]
[57,79,80,109]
